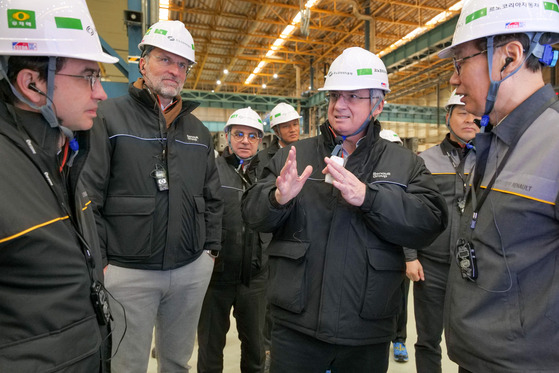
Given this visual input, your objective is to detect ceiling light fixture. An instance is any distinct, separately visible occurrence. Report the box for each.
[245,0,320,85]
[159,0,170,21]
[377,1,463,58]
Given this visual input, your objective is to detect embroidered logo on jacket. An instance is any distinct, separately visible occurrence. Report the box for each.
[373,172,391,178]
[187,135,199,142]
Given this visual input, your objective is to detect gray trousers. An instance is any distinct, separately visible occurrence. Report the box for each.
[105,253,214,373]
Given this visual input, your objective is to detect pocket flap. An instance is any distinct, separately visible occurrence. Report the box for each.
[268,240,309,260]
[194,195,205,214]
[366,247,405,271]
[104,196,154,216]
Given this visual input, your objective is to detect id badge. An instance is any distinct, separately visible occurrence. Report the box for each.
[155,169,169,191]
[456,238,478,281]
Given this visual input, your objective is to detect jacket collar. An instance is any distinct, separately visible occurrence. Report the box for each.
[0,101,90,181]
[1,101,69,156]
[266,137,280,155]
[223,146,260,174]
[129,78,200,118]
[492,84,557,146]
[319,118,381,153]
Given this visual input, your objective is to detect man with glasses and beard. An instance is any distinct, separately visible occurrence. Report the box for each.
[82,20,222,373]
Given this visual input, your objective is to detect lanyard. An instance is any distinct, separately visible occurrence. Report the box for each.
[445,149,474,214]
[445,148,470,185]
[469,141,516,229]
[234,162,253,190]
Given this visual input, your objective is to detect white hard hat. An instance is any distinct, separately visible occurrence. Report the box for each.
[445,89,465,111]
[224,107,264,134]
[319,47,390,92]
[379,129,403,145]
[139,20,195,64]
[439,0,559,59]
[269,103,302,128]
[0,0,118,63]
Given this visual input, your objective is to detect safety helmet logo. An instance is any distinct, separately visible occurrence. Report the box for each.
[12,42,37,51]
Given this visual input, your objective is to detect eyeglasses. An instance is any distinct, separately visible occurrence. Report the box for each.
[56,72,102,90]
[326,92,372,104]
[151,55,191,73]
[231,131,261,144]
[452,49,487,76]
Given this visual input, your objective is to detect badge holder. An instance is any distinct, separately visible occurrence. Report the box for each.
[152,164,169,191]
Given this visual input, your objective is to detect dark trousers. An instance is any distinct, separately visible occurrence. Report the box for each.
[270,324,390,373]
[413,257,450,373]
[263,299,272,351]
[393,278,410,343]
[197,270,268,373]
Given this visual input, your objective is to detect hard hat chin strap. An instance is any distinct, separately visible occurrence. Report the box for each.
[0,57,79,156]
[446,105,474,149]
[481,32,548,132]
[273,126,286,145]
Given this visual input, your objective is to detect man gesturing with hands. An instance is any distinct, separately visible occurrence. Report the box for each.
[242,47,447,373]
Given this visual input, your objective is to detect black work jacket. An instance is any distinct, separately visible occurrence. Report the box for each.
[242,120,447,345]
[212,148,268,285]
[255,137,280,178]
[82,83,223,270]
[0,102,106,371]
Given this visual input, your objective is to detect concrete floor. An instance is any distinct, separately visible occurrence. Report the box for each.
[147,286,458,373]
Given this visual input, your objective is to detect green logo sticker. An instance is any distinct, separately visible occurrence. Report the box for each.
[230,114,238,119]
[192,44,195,50]
[544,1,559,12]
[154,29,168,35]
[274,113,281,118]
[357,68,373,76]
[465,8,487,24]
[8,9,36,29]
[55,17,83,30]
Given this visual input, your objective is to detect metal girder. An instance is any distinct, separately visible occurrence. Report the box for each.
[99,37,129,78]
[381,15,458,69]
[379,103,445,124]
[180,90,301,112]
